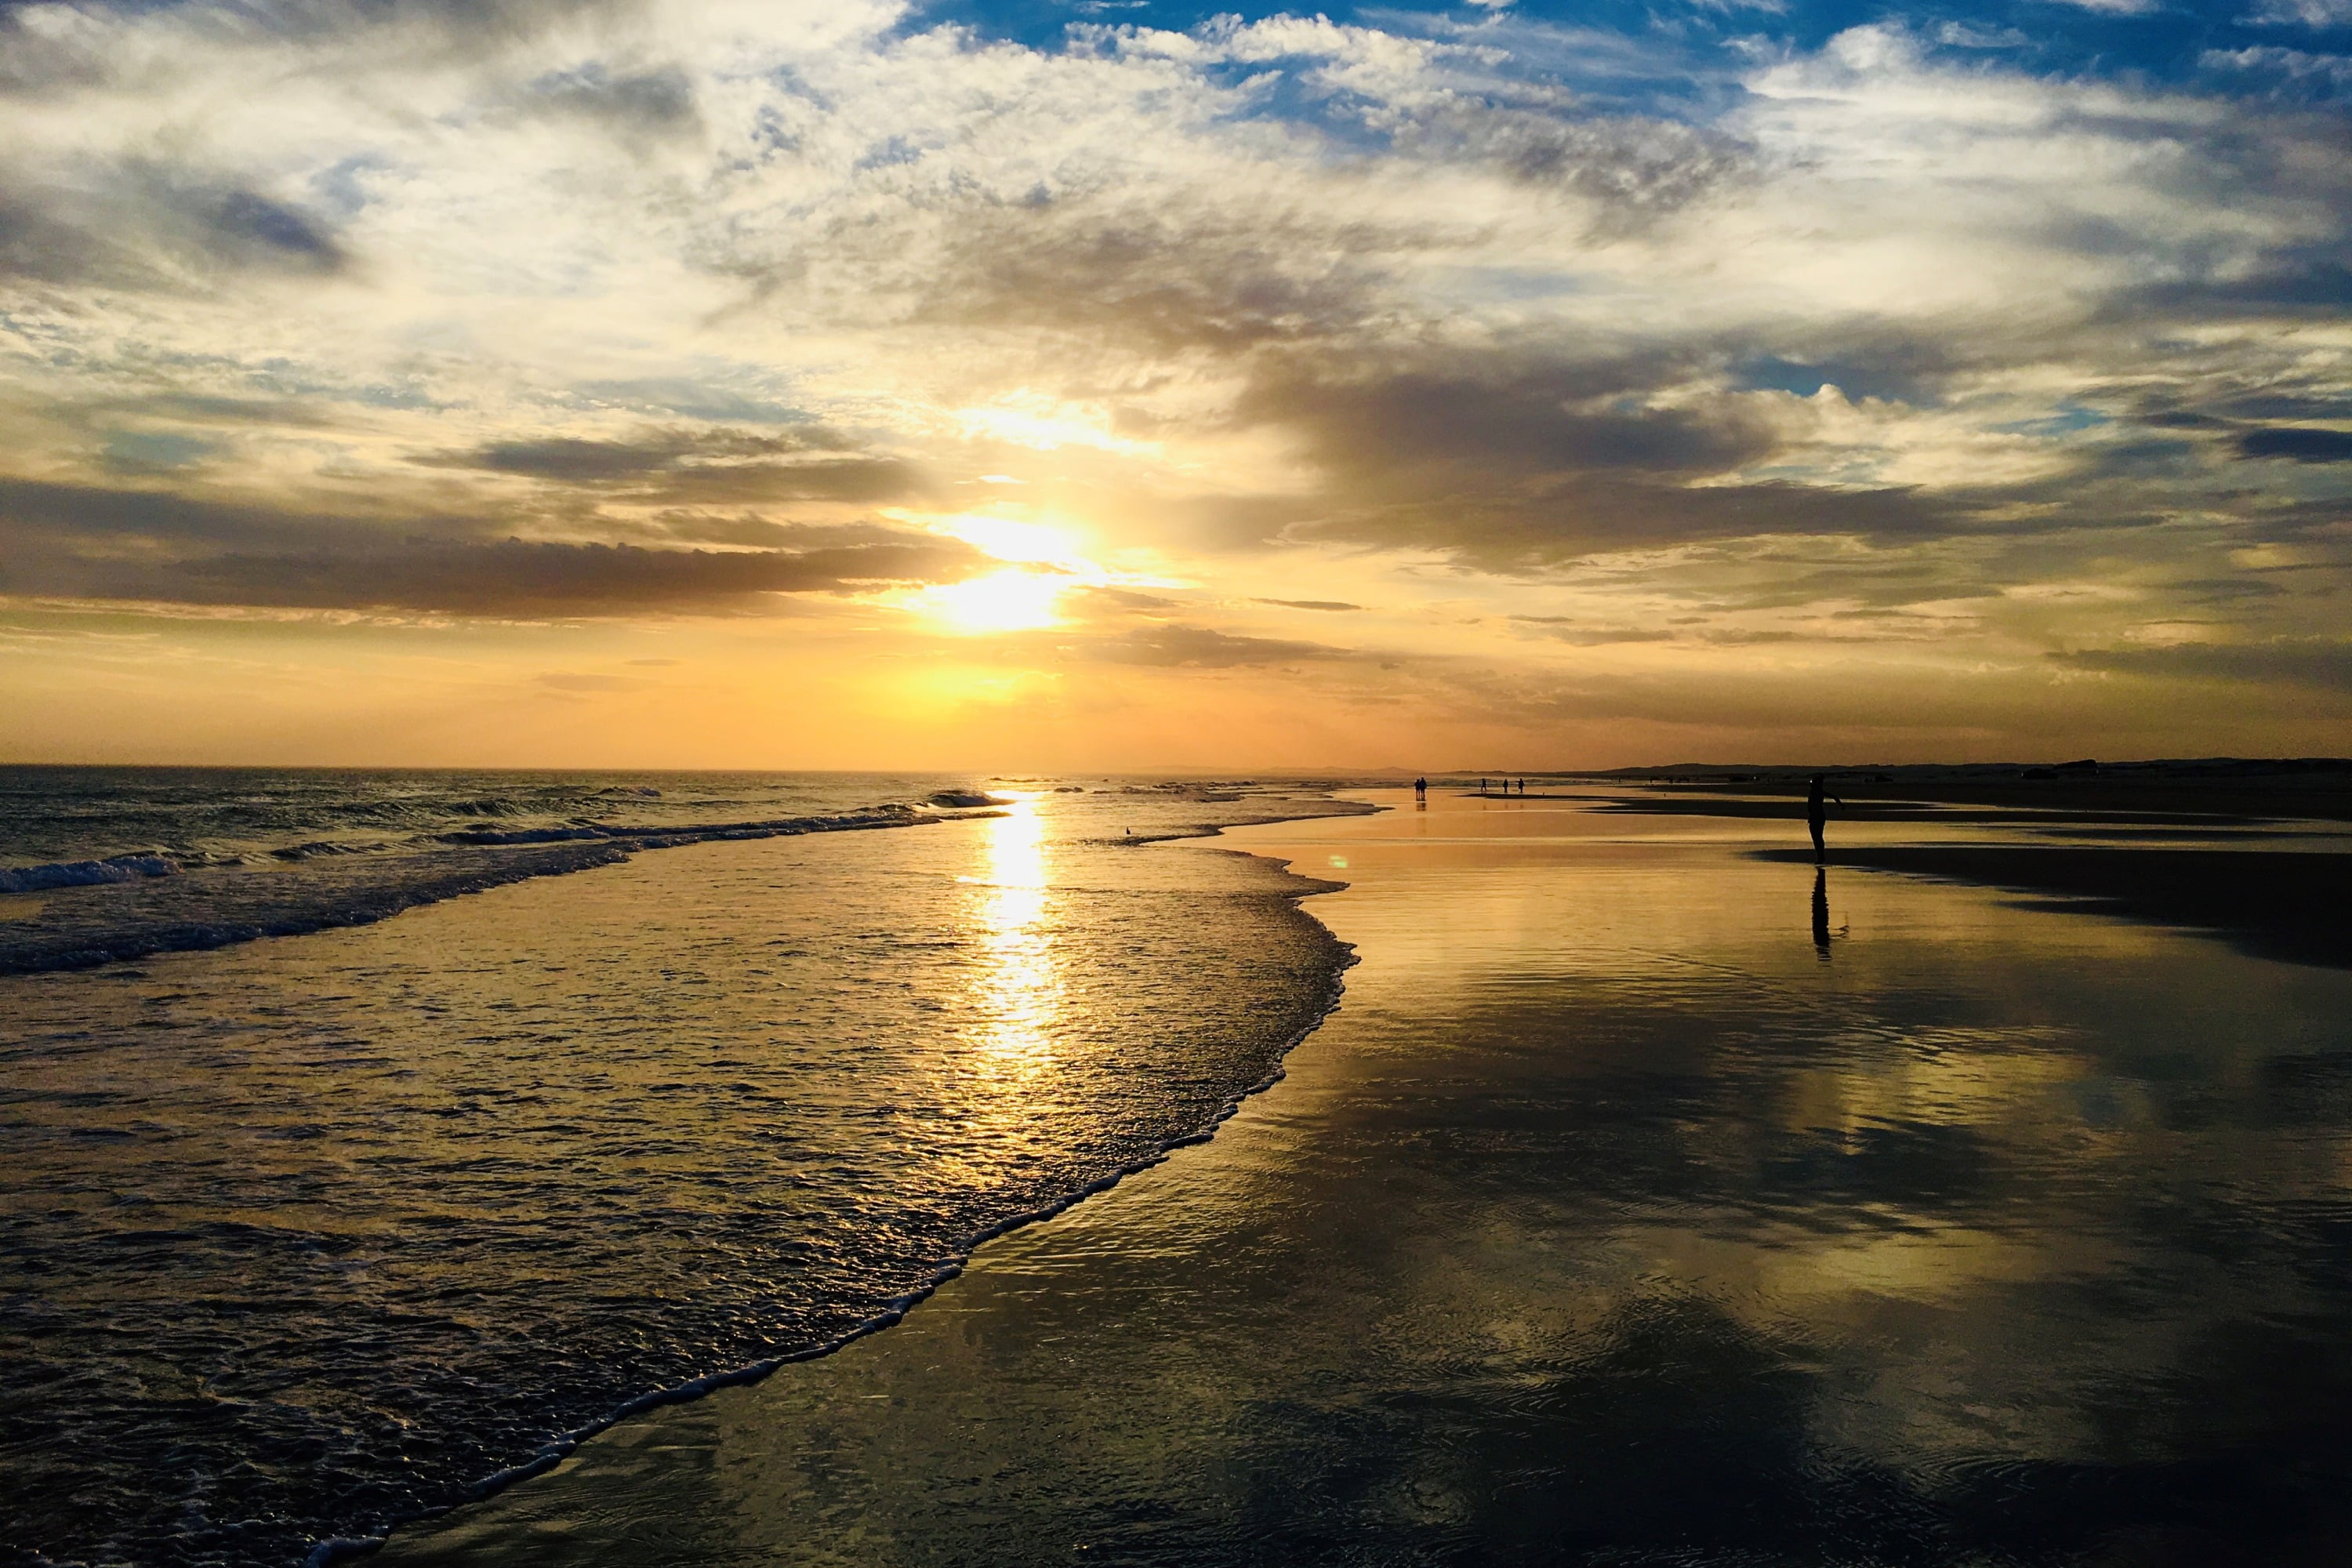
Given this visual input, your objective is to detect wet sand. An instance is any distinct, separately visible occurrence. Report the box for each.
[1580,762,2352,823]
[379,791,2352,1566]
[1802,845,2352,972]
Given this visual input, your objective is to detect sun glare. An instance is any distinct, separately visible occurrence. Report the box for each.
[934,515,1091,571]
[921,568,1066,634]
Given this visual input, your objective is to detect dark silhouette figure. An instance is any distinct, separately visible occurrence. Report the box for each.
[1813,866,1831,960]
[1413,776,1428,808]
[1806,774,1842,862]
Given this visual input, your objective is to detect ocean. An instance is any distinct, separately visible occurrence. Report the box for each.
[383,789,2352,1568]
[0,768,1369,1567]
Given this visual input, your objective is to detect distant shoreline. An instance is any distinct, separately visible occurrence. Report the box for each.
[1557,760,2352,823]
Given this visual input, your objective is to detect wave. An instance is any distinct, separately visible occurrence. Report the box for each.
[314,851,1359,1568]
[436,805,929,847]
[0,853,179,894]
[0,807,935,976]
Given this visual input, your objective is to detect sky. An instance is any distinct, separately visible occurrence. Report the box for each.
[0,0,2346,769]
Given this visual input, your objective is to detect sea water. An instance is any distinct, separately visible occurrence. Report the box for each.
[0,769,1366,1567]
[376,789,2352,1568]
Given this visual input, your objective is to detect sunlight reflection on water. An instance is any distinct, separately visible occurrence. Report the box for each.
[972,797,1060,1071]
[0,786,1359,1568]
[377,786,2352,1568]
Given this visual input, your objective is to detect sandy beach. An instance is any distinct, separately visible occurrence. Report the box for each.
[377,787,2352,1566]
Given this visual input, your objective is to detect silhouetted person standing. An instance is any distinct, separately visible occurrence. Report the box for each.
[1806,774,1842,862]
[1413,776,1428,804]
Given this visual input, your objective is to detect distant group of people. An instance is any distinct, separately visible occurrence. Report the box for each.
[1405,771,1845,861]
[1407,775,1530,804]
[1409,770,1854,957]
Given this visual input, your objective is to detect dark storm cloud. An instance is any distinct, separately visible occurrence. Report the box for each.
[1091,623,1355,668]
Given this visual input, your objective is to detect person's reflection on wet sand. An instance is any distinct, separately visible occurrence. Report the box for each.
[1813,866,1831,960]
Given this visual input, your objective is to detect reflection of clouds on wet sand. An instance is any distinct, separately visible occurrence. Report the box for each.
[380,792,2352,1566]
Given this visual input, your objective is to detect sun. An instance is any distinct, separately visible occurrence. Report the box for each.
[919,568,1067,634]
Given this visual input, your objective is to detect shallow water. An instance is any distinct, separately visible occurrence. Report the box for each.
[381,789,2352,1566]
[0,782,1361,1567]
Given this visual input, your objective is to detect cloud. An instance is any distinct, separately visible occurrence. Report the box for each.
[514,64,702,149]
[0,470,987,613]
[2053,640,2352,692]
[0,2,2346,757]
[1091,624,1356,667]
[0,165,344,287]
[2241,0,2352,26]
[424,427,928,502]
[1935,22,2031,48]
[1383,100,1752,227]
[1240,359,1773,488]
[1080,586,1184,612]
[537,670,641,691]
[2201,45,2352,93]
[156,538,986,615]
[2238,427,2352,462]
[1512,618,1677,644]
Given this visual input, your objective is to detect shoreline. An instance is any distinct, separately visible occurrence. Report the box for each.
[375,788,2352,1567]
[0,809,942,977]
[307,794,1375,1566]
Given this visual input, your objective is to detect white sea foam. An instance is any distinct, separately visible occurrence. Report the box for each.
[0,771,1376,1568]
[0,853,179,893]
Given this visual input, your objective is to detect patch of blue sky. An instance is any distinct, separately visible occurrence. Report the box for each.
[1187,68,1414,152]
[906,0,2352,103]
[307,155,391,222]
[1994,405,2114,437]
[852,135,932,172]
[571,379,819,426]
[350,384,440,411]
[1734,357,1936,407]
[1727,453,1893,485]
